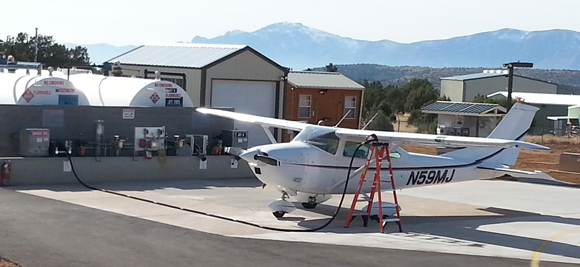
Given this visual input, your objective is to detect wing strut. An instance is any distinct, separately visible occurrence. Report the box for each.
[261,125,277,144]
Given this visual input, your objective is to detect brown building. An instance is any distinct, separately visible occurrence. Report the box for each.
[285,71,365,140]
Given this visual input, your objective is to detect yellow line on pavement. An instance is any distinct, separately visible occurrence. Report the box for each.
[531,227,580,267]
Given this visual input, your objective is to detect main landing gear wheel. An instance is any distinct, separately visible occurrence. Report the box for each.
[301,202,317,209]
[272,211,286,218]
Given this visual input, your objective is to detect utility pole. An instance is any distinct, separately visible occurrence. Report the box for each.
[34,28,38,63]
[502,61,533,110]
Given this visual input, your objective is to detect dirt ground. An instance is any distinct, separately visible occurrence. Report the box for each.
[0,259,18,267]
[401,141,580,185]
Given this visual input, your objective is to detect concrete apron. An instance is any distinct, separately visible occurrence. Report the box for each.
[13,179,580,265]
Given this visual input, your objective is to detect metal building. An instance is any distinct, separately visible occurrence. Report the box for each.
[488,91,580,132]
[105,43,288,146]
[440,71,558,102]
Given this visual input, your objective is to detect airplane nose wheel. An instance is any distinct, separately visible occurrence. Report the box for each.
[268,191,296,218]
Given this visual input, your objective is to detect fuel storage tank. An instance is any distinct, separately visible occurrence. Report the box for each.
[0,70,90,106]
[67,74,194,107]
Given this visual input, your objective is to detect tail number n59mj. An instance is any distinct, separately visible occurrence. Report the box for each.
[406,169,455,185]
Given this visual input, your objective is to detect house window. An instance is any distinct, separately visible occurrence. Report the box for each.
[299,95,311,118]
[344,96,356,119]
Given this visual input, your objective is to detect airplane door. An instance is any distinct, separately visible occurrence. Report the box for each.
[300,149,340,193]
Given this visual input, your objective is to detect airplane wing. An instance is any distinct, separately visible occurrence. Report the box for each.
[196,108,308,132]
[197,107,549,151]
[334,128,550,150]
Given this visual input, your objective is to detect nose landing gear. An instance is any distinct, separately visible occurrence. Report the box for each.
[267,191,296,218]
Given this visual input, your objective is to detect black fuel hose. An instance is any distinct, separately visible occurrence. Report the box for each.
[66,142,366,232]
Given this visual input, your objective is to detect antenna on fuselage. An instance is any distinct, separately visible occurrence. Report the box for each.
[361,112,379,130]
[334,110,352,128]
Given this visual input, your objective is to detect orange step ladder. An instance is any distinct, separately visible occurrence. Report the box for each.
[344,142,402,233]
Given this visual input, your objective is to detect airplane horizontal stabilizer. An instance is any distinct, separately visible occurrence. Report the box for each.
[477,165,554,180]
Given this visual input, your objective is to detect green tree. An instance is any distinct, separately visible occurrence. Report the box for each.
[403,79,438,112]
[365,110,394,131]
[0,32,90,67]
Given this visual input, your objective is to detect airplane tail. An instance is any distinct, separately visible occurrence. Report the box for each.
[442,103,539,166]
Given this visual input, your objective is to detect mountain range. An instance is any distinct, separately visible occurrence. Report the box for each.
[74,22,580,71]
[192,22,580,70]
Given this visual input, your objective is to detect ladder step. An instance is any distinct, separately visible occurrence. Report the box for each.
[382,218,400,223]
[363,180,392,183]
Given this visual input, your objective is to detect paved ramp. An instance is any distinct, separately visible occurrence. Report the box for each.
[14,179,580,265]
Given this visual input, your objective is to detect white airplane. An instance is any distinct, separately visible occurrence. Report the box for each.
[197,103,550,218]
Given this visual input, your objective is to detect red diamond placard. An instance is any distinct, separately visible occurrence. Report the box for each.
[22,89,35,103]
[150,92,160,104]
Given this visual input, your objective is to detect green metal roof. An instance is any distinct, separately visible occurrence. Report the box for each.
[422,101,506,115]
[288,71,364,90]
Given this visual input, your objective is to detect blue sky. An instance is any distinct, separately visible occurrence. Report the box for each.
[2,0,580,46]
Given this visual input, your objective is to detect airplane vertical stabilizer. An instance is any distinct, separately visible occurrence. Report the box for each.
[442,103,539,166]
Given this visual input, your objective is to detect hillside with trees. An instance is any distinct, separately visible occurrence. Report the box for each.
[315,64,580,94]
[0,32,90,67]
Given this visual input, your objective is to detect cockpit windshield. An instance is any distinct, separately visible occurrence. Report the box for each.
[293,127,339,155]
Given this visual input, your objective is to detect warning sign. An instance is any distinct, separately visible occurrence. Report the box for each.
[150,92,160,104]
[122,109,135,119]
[22,89,34,103]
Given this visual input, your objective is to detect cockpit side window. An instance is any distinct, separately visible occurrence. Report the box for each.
[342,141,402,159]
[343,142,370,158]
[293,127,340,155]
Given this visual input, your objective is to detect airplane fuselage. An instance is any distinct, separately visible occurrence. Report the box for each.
[239,127,502,196]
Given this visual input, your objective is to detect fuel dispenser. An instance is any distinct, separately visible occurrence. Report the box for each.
[19,128,50,157]
[221,130,248,149]
[134,127,166,159]
[186,134,208,155]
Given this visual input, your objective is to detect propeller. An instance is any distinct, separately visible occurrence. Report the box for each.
[224,146,246,157]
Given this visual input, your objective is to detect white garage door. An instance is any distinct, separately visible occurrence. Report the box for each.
[211,80,277,147]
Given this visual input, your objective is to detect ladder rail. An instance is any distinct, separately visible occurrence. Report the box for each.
[385,144,403,232]
[344,145,375,228]
[344,141,403,233]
